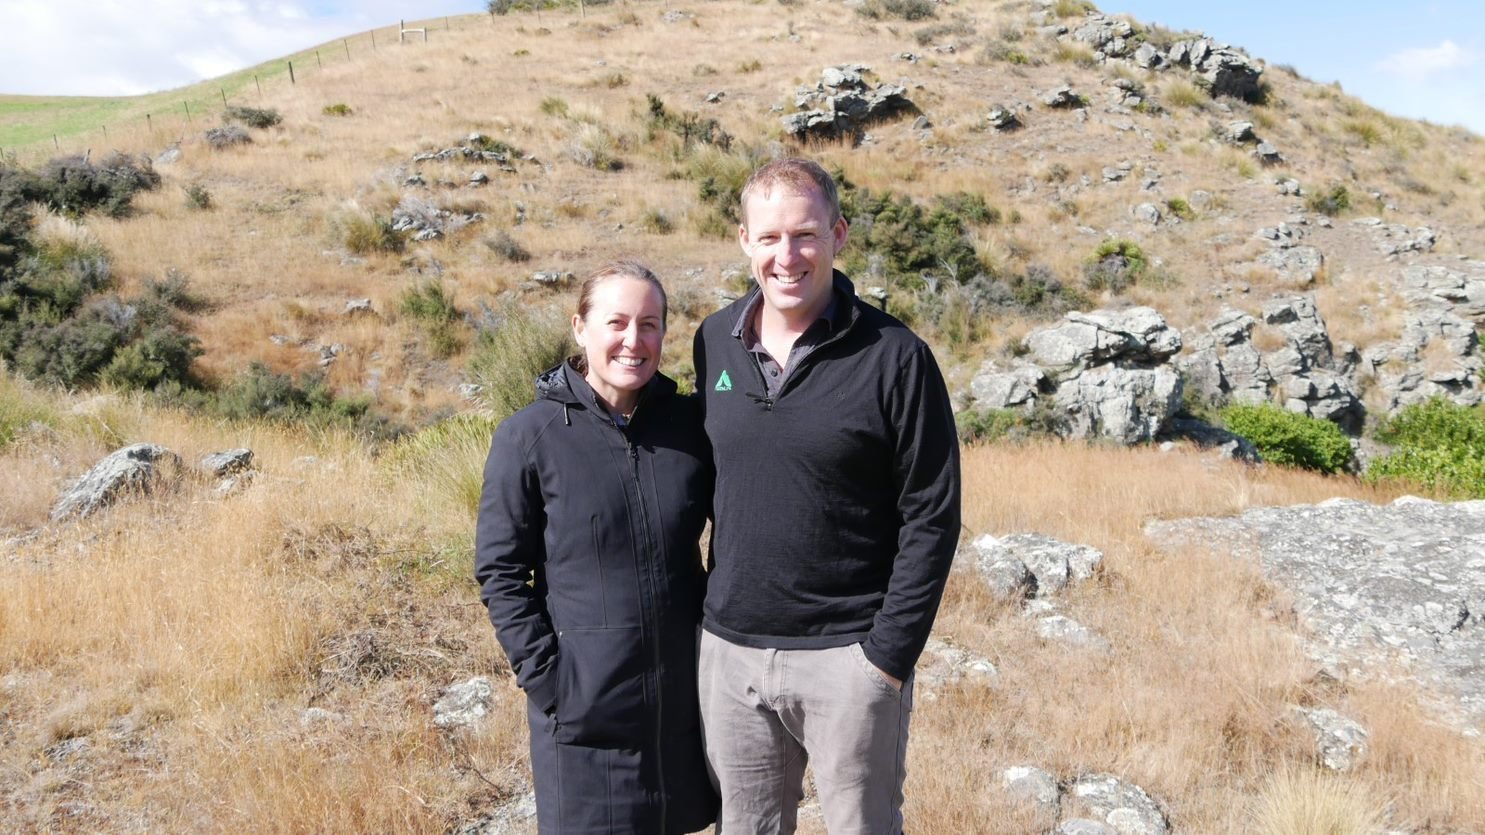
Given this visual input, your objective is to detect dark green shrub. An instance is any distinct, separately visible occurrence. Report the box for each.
[215,362,369,424]
[224,105,282,129]
[1165,197,1194,221]
[839,186,986,287]
[99,328,202,390]
[1221,403,1352,474]
[956,408,1024,444]
[1304,184,1351,217]
[1366,397,1485,498]
[646,95,733,151]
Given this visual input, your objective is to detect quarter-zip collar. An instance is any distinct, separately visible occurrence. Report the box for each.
[534,358,675,427]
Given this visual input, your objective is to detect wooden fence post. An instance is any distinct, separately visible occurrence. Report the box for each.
[343,39,350,60]
[255,75,262,96]
[220,88,228,108]
[316,50,322,69]
[288,61,296,84]
[183,101,192,123]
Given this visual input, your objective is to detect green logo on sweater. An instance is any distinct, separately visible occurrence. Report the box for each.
[714,370,733,392]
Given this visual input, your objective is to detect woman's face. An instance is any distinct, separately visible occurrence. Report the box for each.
[572,276,665,410]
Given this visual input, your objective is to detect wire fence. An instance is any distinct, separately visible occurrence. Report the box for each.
[1,15,478,166]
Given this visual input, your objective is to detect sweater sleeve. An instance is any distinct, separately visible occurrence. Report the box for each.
[861,341,962,682]
[474,422,560,715]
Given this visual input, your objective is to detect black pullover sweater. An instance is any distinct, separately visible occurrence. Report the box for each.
[692,272,962,682]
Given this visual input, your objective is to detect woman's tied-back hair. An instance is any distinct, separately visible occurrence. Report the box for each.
[571,260,668,374]
[737,158,842,228]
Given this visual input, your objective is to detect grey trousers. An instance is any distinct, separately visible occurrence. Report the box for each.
[698,629,913,835]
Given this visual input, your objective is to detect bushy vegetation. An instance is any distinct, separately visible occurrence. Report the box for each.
[838,185,991,287]
[387,412,502,517]
[0,371,59,450]
[855,0,936,21]
[1084,239,1147,293]
[0,217,200,391]
[646,94,733,152]
[483,229,530,262]
[467,311,573,421]
[322,103,354,117]
[1304,184,1352,217]
[183,182,212,210]
[1,153,160,219]
[400,281,463,359]
[224,106,282,129]
[204,125,253,150]
[1221,403,1353,474]
[1366,397,1485,498]
[336,208,404,255]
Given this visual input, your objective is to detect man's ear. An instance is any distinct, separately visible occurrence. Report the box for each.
[737,222,751,258]
[832,216,849,251]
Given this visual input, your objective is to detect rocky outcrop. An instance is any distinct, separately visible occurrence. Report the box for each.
[1000,767,1169,834]
[1146,497,1485,726]
[391,195,483,241]
[782,64,914,142]
[433,677,494,729]
[51,443,182,521]
[969,532,1104,601]
[970,307,1182,444]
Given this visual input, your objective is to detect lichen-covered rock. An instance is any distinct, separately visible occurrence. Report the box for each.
[51,443,182,521]
[1067,774,1169,835]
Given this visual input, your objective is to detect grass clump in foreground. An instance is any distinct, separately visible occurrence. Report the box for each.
[1221,402,1353,474]
[1367,396,1485,498]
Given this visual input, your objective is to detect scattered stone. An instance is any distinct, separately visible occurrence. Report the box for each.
[199,449,253,478]
[987,106,1023,131]
[530,270,574,287]
[299,707,347,727]
[1037,615,1113,653]
[433,677,494,729]
[1133,203,1162,225]
[1294,707,1369,772]
[1255,142,1283,165]
[1067,773,1170,835]
[155,146,182,165]
[469,170,490,186]
[916,637,998,696]
[1225,121,1256,143]
[1057,821,1118,835]
[1002,765,1060,810]
[784,64,914,142]
[1043,85,1084,109]
[51,444,183,522]
[344,298,374,316]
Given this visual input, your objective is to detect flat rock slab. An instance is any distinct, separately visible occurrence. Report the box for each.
[1146,498,1485,727]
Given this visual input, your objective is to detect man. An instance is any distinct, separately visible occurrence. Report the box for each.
[693,157,962,834]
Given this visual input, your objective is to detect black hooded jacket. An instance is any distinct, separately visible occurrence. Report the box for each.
[475,361,716,834]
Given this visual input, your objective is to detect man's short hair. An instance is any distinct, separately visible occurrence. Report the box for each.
[738,158,841,228]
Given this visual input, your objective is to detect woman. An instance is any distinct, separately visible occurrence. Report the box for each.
[475,261,717,834]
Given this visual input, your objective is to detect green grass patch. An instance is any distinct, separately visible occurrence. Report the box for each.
[1366,397,1485,498]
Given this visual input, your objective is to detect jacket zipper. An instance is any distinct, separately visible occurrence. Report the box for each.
[623,421,667,833]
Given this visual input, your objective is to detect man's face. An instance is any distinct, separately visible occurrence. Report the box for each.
[738,184,848,326]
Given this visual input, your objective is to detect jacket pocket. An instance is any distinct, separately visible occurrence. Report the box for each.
[553,625,647,748]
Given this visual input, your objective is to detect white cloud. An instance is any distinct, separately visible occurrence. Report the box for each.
[6,1,473,97]
[1376,40,1480,80]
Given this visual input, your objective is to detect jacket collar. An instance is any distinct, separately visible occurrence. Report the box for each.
[728,269,860,340]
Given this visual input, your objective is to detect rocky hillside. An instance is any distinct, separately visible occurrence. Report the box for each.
[4,1,1485,832]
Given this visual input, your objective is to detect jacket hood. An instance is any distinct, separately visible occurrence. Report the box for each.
[533,358,678,411]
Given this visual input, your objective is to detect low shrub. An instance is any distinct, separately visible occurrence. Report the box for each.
[183,182,212,210]
[1165,197,1195,221]
[647,94,733,151]
[401,281,463,359]
[204,125,252,150]
[484,229,531,262]
[1304,184,1351,217]
[838,184,987,288]
[856,0,936,21]
[322,103,354,117]
[641,208,675,235]
[337,208,403,255]
[387,412,502,517]
[1083,239,1147,293]
[24,153,160,218]
[224,105,282,129]
[1221,403,1352,474]
[1366,397,1485,498]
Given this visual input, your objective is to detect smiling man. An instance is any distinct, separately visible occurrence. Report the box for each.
[692,158,961,834]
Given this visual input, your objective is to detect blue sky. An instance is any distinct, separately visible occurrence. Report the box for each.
[2,1,1482,134]
[1107,1,1485,132]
